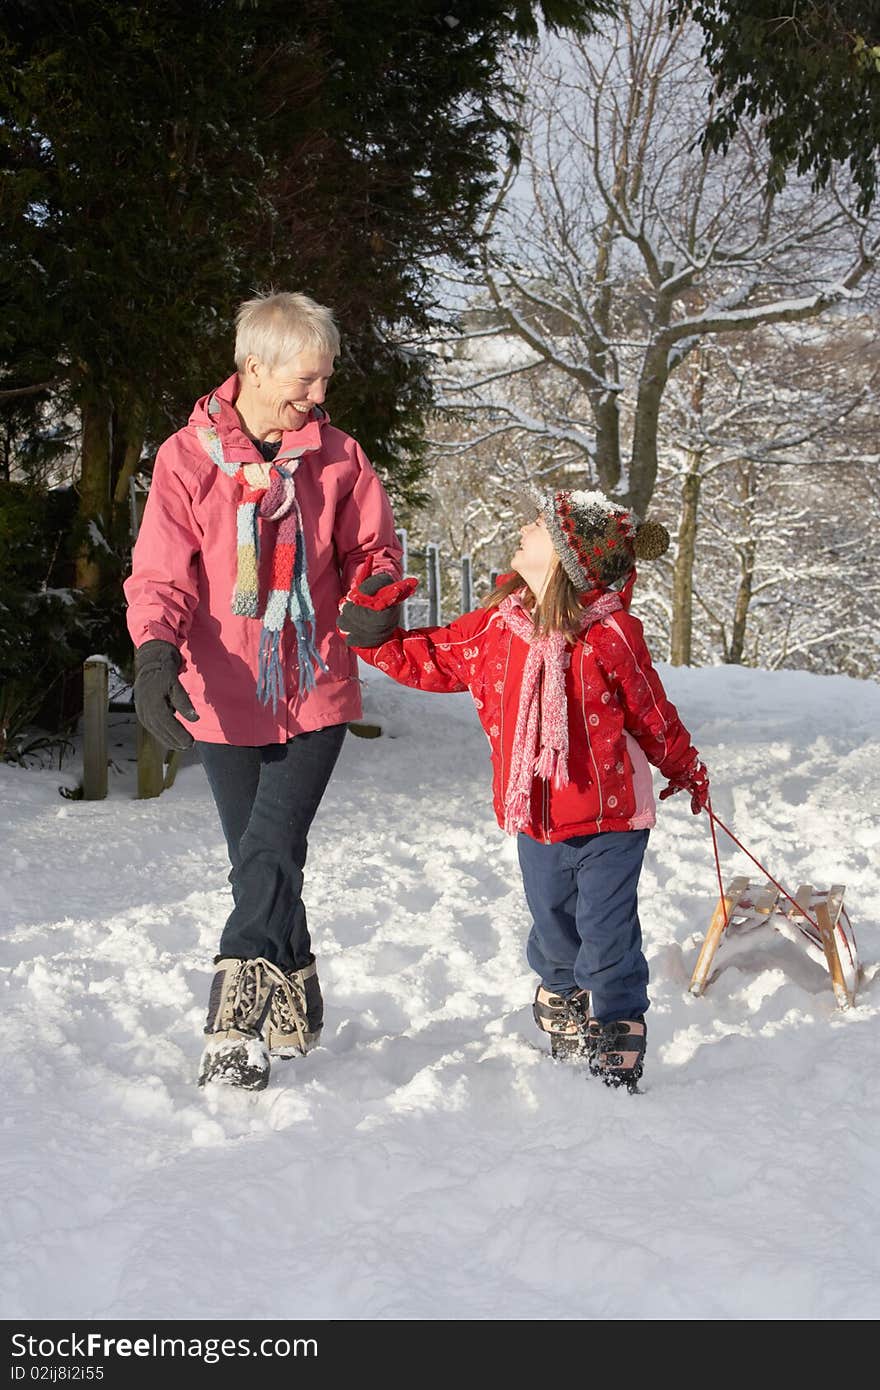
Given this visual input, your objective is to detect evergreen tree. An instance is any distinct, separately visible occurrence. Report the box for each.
[678,1,880,212]
[0,0,615,598]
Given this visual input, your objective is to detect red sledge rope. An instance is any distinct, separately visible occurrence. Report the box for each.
[704,796,822,936]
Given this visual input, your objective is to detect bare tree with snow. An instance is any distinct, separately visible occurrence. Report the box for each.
[647,311,880,666]
[437,0,880,520]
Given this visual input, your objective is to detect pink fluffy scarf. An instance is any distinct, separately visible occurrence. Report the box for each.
[497,591,623,835]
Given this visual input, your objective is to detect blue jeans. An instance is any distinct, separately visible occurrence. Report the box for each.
[517,829,650,1023]
[197,725,347,970]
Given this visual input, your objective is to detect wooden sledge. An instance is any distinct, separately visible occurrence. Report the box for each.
[689,877,860,1009]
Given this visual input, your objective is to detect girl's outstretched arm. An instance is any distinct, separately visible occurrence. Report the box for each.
[342,605,495,695]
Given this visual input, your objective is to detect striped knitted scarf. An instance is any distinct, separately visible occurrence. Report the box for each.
[196,424,327,709]
[497,590,623,834]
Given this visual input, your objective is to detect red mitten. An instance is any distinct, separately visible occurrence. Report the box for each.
[342,561,418,612]
[338,565,419,648]
[659,758,710,815]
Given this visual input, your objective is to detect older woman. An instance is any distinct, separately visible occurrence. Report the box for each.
[125,292,403,1090]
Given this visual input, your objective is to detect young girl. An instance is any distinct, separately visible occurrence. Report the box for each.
[339,490,709,1091]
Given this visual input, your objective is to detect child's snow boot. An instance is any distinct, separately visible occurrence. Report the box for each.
[264,956,324,1059]
[197,956,277,1090]
[533,985,592,1060]
[587,1016,646,1092]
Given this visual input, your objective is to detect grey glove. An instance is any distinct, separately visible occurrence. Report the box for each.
[338,573,402,648]
[133,640,199,750]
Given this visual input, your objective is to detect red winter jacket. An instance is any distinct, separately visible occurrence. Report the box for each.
[353,576,699,843]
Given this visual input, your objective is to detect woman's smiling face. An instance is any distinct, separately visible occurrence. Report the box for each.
[236,348,336,439]
[253,352,335,432]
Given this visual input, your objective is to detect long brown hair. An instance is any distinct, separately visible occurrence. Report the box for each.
[482,561,588,641]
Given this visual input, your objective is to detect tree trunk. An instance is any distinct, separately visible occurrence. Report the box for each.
[727,465,757,664]
[629,300,674,515]
[76,396,112,594]
[669,355,706,666]
[670,465,701,665]
[111,392,147,549]
[112,394,147,510]
[589,208,622,495]
[728,554,755,664]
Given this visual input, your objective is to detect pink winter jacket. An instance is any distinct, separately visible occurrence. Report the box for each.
[124,374,401,744]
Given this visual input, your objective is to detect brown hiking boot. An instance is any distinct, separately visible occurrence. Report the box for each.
[264,956,324,1059]
[532,984,592,1060]
[197,957,277,1090]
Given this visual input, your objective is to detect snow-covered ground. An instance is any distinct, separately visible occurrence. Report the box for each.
[2,663,879,1320]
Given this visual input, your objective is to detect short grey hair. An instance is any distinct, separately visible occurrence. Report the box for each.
[234,291,341,371]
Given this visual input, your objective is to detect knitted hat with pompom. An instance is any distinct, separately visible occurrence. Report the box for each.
[537,487,670,591]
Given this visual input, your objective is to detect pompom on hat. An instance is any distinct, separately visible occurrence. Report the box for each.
[532,486,670,591]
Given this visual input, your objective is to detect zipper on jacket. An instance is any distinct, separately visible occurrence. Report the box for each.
[534,663,551,844]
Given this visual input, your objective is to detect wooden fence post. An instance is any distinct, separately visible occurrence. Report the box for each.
[395,526,411,629]
[427,543,442,625]
[461,555,474,613]
[137,722,166,799]
[82,655,109,800]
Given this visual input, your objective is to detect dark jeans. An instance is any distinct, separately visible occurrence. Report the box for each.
[197,724,347,970]
[517,829,650,1023]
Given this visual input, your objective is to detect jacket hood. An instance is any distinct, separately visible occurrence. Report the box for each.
[612,569,637,610]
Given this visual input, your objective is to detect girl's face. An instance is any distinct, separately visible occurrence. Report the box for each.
[511,514,558,598]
